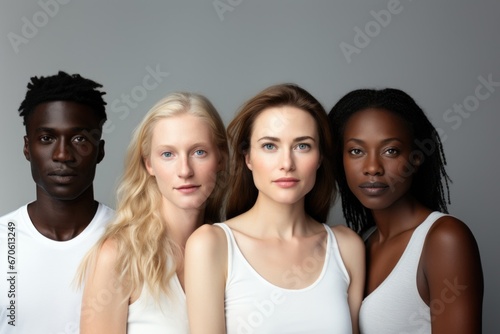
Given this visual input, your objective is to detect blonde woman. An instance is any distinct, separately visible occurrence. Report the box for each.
[77,92,228,333]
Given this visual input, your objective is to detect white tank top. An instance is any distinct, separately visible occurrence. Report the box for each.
[359,211,447,334]
[127,273,189,333]
[216,222,352,334]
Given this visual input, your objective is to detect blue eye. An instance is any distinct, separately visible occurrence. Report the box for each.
[162,152,172,158]
[194,150,206,156]
[296,143,310,151]
[263,143,275,150]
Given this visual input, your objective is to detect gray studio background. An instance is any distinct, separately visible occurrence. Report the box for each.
[1,0,498,332]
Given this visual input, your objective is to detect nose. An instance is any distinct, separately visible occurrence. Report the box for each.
[280,148,296,172]
[52,138,75,163]
[178,155,194,179]
[363,153,383,176]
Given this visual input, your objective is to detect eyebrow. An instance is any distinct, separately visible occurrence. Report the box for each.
[34,127,94,133]
[257,136,316,143]
[345,137,404,144]
[154,142,210,150]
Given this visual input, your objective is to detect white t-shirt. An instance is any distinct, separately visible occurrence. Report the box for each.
[0,203,114,334]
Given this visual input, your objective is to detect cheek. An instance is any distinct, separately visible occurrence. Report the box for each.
[149,160,173,181]
[343,160,360,189]
[248,151,273,172]
[198,159,220,181]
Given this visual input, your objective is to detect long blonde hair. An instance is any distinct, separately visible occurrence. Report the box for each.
[77,92,229,298]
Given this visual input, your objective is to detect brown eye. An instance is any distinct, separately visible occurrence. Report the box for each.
[40,135,53,143]
[385,148,399,155]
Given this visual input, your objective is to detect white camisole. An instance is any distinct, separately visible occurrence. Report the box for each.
[216,222,352,334]
[359,211,447,334]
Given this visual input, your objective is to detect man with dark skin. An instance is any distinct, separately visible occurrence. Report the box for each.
[0,71,114,333]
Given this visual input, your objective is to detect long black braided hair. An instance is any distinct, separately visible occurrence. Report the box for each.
[328,88,451,234]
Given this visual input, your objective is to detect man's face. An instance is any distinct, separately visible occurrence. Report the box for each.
[23,101,105,201]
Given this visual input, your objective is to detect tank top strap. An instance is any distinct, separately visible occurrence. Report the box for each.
[408,211,448,250]
[323,224,351,284]
[213,222,235,283]
[323,223,334,248]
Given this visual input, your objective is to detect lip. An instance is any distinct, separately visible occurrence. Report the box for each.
[273,177,299,188]
[174,184,201,194]
[48,170,77,184]
[358,182,389,196]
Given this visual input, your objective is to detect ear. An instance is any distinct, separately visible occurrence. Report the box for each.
[245,151,252,171]
[97,139,105,164]
[144,156,155,176]
[23,136,30,161]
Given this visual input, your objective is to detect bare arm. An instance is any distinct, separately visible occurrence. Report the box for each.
[185,224,228,334]
[80,239,129,334]
[423,216,483,333]
[332,225,365,334]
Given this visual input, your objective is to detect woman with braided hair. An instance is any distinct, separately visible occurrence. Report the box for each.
[328,88,483,333]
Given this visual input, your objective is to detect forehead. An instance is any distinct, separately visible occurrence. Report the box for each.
[251,106,318,139]
[27,101,101,132]
[344,108,411,138]
[151,113,214,145]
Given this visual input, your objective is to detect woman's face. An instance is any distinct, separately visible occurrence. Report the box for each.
[245,106,321,206]
[145,113,221,212]
[342,108,419,211]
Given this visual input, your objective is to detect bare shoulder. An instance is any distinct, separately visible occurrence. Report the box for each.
[329,225,365,262]
[421,215,483,332]
[95,238,119,267]
[425,215,479,252]
[330,224,364,249]
[186,223,227,256]
[330,224,365,285]
[422,214,482,281]
[82,238,122,286]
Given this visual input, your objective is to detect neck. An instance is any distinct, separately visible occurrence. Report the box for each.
[371,195,431,242]
[160,201,205,251]
[244,194,312,239]
[28,186,98,241]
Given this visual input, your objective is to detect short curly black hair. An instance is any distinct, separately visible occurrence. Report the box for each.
[18,71,107,128]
